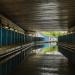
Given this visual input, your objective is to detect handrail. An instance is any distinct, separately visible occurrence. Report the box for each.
[0,43,32,56]
[0,51,21,64]
[58,44,75,53]
[0,43,33,63]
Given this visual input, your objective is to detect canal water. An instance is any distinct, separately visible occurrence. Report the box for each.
[10,42,71,75]
[35,42,61,55]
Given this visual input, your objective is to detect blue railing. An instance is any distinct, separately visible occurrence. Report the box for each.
[0,43,33,75]
[58,33,75,64]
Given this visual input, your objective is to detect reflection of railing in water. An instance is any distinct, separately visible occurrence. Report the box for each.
[0,43,33,75]
[33,42,58,54]
[35,41,57,43]
[58,33,75,64]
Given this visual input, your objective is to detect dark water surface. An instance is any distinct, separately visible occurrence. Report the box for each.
[9,43,75,75]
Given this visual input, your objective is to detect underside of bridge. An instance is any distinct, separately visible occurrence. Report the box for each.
[0,0,72,31]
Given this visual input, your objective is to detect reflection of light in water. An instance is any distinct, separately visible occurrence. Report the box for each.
[39,67,59,75]
[36,48,42,53]
[40,73,58,75]
[46,51,61,55]
[35,42,61,55]
[40,67,59,71]
[50,42,57,46]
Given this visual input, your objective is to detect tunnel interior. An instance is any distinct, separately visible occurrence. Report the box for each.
[0,0,75,75]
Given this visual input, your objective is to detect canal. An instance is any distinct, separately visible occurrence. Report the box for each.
[9,42,75,75]
[35,42,61,55]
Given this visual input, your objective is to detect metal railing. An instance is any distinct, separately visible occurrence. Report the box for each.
[0,43,33,75]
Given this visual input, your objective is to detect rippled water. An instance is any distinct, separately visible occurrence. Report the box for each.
[35,42,61,55]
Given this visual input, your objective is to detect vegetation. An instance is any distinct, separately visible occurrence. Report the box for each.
[41,31,67,37]
[41,46,58,54]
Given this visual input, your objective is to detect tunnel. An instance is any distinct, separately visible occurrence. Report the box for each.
[0,0,75,75]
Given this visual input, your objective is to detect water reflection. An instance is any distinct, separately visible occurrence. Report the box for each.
[35,42,61,55]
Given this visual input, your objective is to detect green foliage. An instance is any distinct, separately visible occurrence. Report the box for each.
[42,46,58,54]
[41,31,66,37]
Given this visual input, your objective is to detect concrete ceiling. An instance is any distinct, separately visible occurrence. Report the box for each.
[0,0,71,31]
